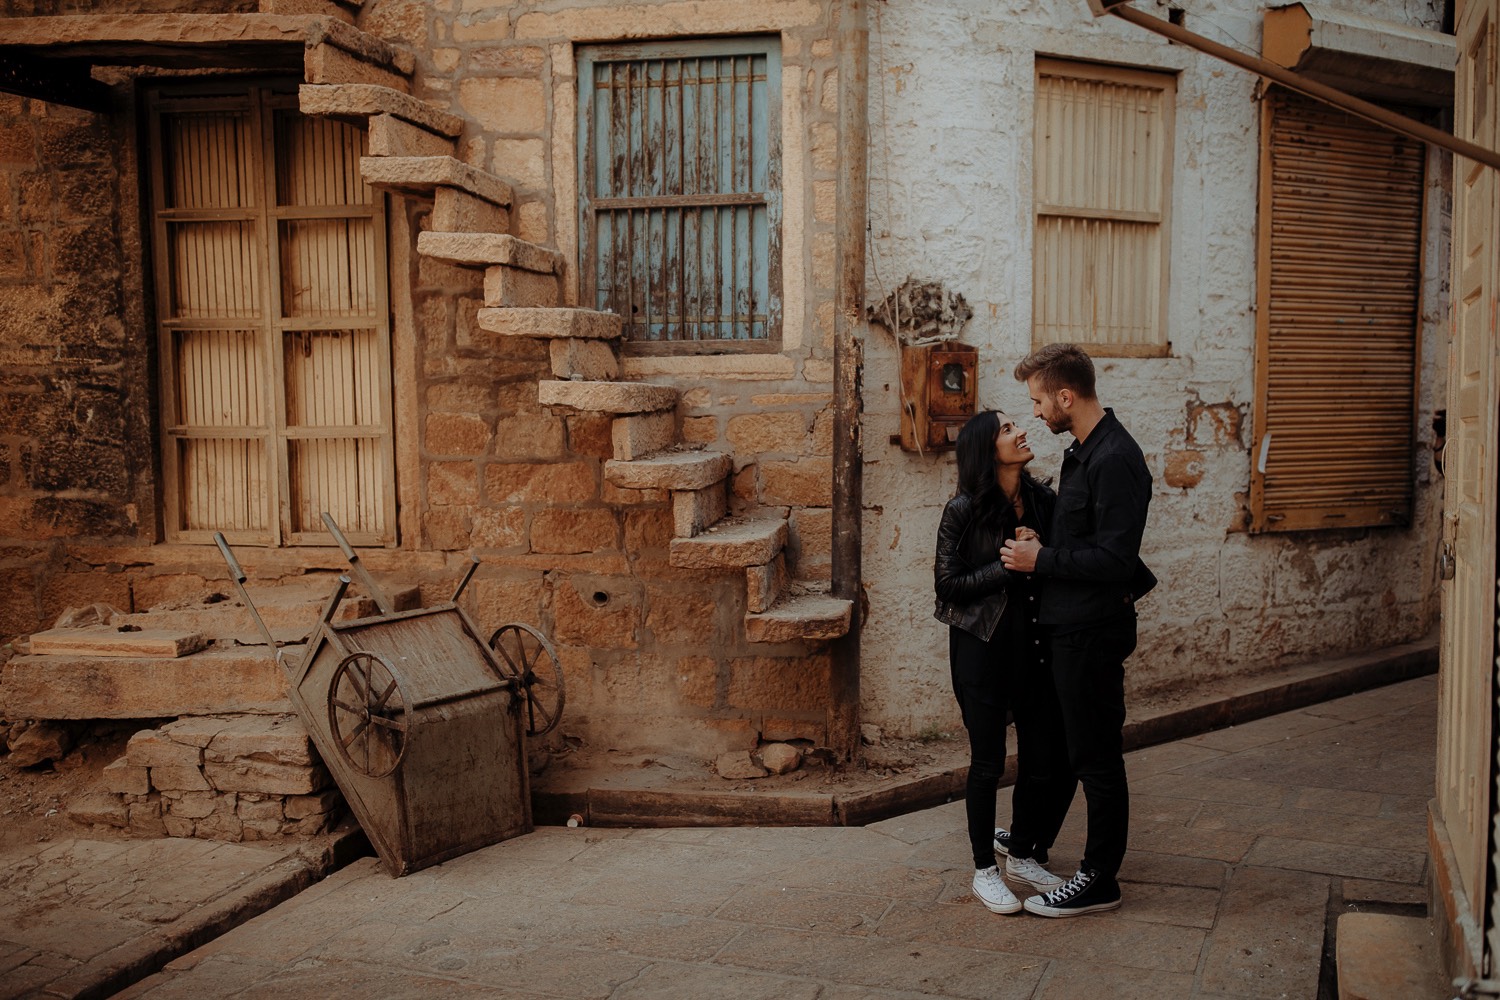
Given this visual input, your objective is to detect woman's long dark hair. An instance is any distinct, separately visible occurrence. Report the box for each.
[955,410,1043,530]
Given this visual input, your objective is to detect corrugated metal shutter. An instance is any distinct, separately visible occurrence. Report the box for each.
[578,39,781,352]
[1033,58,1175,356]
[148,84,394,546]
[1249,87,1426,532]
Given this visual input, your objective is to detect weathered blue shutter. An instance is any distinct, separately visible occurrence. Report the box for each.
[580,39,781,347]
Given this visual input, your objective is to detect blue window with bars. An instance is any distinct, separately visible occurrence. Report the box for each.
[578,38,782,352]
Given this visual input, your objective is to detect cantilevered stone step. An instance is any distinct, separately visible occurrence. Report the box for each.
[669,516,787,569]
[606,450,731,491]
[538,379,676,414]
[416,232,560,273]
[0,646,299,720]
[300,83,464,136]
[745,594,853,643]
[475,307,622,340]
[360,155,512,207]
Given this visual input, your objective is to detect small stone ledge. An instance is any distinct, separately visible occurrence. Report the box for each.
[359,155,513,207]
[415,231,560,273]
[606,450,732,491]
[538,379,677,414]
[743,594,852,643]
[300,83,463,136]
[669,516,787,569]
[475,307,623,340]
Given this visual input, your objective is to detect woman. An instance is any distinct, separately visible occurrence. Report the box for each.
[934,410,1076,914]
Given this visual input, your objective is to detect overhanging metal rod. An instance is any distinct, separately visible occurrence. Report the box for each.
[1110,4,1500,172]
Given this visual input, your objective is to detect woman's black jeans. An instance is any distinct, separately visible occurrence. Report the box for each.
[950,625,1076,871]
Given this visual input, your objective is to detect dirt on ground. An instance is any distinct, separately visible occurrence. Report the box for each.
[0,720,150,853]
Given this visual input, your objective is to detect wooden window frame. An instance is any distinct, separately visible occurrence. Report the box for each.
[1248,86,1427,533]
[145,79,396,547]
[1032,57,1176,357]
[577,37,783,356]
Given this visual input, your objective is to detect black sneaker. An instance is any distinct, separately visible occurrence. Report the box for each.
[992,826,1048,866]
[1022,867,1121,918]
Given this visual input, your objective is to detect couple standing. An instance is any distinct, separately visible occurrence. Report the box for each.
[933,343,1155,918]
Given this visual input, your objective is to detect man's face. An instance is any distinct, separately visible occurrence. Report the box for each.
[1026,375,1072,435]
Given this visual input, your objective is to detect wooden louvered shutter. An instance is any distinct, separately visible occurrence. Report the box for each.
[149,84,394,546]
[578,38,782,352]
[1249,87,1426,532]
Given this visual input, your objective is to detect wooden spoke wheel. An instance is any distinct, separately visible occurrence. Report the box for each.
[327,650,409,777]
[487,623,566,737]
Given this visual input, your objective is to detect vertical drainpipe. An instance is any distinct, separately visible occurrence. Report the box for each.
[829,0,869,764]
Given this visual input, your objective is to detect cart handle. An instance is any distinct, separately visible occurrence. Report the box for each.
[451,554,481,603]
[213,532,281,660]
[320,512,395,615]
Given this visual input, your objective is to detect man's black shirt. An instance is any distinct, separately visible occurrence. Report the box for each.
[1035,408,1152,629]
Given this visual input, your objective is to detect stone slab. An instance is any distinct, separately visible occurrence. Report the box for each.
[304,41,407,93]
[1198,865,1329,998]
[606,450,732,491]
[367,114,451,158]
[28,627,207,659]
[416,232,560,273]
[612,411,676,462]
[673,483,729,538]
[432,187,509,233]
[669,517,787,569]
[548,338,617,380]
[538,379,677,414]
[744,554,787,613]
[744,594,852,643]
[1336,912,1450,1000]
[0,647,297,719]
[475,307,624,340]
[299,83,463,136]
[485,265,562,308]
[359,155,513,207]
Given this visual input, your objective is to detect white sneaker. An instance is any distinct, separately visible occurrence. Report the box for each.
[971,865,1022,914]
[1005,855,1065,893]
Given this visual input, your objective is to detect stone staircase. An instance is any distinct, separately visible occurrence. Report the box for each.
[297,74,853,646]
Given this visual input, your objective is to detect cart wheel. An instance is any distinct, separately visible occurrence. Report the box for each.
[488,623,566,737]
[327,650,409,777]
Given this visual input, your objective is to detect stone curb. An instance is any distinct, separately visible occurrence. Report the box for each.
[52,823,368,1000]
[532,634,1438,828]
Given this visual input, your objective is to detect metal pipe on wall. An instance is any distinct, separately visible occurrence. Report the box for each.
[830,0,869,763]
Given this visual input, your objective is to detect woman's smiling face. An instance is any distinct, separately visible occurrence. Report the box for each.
[994,413,1034,467]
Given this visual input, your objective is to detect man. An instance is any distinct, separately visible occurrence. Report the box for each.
[999,343,1153,917]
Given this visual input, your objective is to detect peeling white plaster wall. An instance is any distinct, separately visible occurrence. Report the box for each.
[859,0,1450,735]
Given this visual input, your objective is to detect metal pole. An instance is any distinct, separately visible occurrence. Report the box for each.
[1110,4,1500,172]
[830,0,869,763]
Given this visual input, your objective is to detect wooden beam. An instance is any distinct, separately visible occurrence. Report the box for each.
[0,50,111,112]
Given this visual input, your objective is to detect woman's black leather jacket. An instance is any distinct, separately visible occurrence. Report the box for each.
[933,479,1056,641]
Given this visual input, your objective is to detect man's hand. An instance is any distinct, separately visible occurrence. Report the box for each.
[1001,538,1040,573]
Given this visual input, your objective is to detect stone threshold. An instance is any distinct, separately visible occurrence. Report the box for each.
[531,633,1438,828]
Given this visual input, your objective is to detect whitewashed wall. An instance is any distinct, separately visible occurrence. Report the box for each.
[859,0,1451,735]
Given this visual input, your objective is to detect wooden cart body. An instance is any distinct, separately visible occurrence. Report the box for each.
[293,602,532,876]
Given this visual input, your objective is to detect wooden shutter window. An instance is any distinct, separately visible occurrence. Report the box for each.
[149,85,394,546]
[578,39,782,353]
[1250,88,1426,532]
[1033,58,1175,356]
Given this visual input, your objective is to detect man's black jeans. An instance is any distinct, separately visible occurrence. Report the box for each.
[1050,611,1137,879]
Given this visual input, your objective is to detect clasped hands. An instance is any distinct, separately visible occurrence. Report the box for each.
[1001,527,1040,572]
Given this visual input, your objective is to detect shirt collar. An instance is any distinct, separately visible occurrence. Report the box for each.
[1065,408,1121,463]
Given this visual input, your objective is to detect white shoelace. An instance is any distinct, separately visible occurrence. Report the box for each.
[1043,869,1092,903]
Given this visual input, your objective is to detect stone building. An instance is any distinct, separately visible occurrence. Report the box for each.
[0,0,1453,782]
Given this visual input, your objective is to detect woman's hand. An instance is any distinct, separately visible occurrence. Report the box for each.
[1014,526,1038,543]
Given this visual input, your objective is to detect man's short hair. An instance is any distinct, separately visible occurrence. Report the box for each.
[1013,343,1097,399]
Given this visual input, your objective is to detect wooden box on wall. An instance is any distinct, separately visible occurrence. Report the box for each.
[898,342,978,453]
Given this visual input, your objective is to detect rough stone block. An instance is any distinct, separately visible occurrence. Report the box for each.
[285,789,343,820]
[761,458,834,506]
[645,585,722,645]
[727,411,808,455]
[764,716,825,743]
[424,411,493,456]
[360,155,513,207]
[746,554,788,614]
[103,757,150,796]
[715,750,767,780]
[539,380,677,414]
[417,231,561,272]
[484,461,596,504]
[549,339,617,380]
[68,791,127,828]
[237,797,286,822]
[259,0,356,22]
[675,655,718,708]
[530,508,619,554]
[159,716,228,749]
[487,266,562,308]
[744,594,852,643]
[305,43,409,93]
[553,576,641,649]
[670,518,787,569]
[204,760,332,796]
[727,654,831,711]
[368,114,451,158]
[163,815,196,838]
[673,483,729,539]
[475,307,623,340]
[613,412,675,462]
[167,790,219,819]
[29,627,207,658]
[127,730,204,769]
[204,715,316,767]
[6,720,75,767]
[432,186,509,232]
[299,83,463,136]
[152,765,211,792]
[606,451,731,491]
[195,811,245,842]
[459,76,547,134]
[758,742,802,775]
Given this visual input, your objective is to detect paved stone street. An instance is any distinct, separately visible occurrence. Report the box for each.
[105,675,1443,1000]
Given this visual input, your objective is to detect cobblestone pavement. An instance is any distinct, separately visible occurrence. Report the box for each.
[104,675,1439,1000]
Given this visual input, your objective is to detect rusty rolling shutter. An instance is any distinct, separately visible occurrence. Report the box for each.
[1250,88,1426,532]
